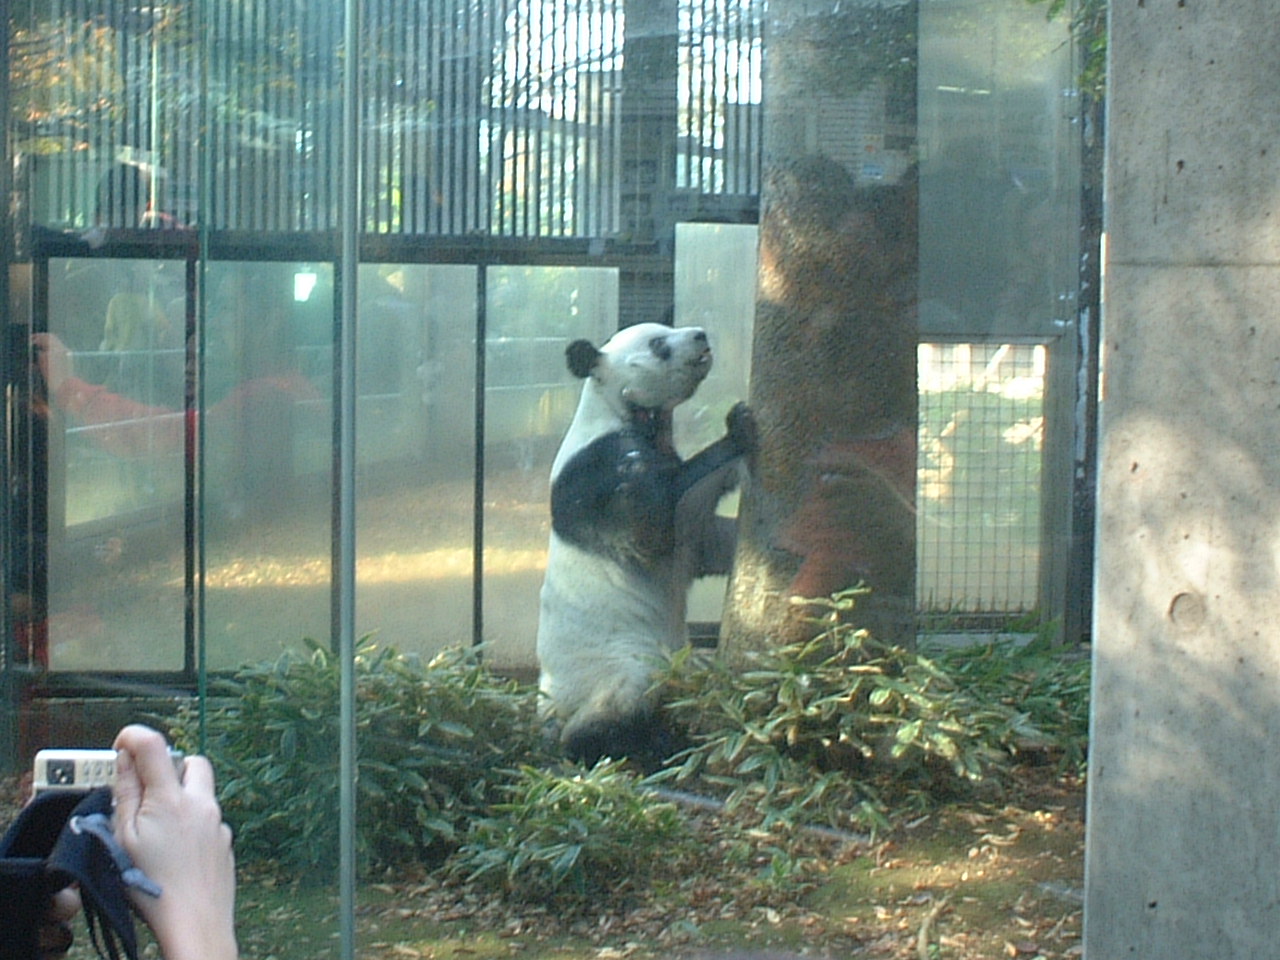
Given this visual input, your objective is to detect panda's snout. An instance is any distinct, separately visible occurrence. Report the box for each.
[687,330,712,367]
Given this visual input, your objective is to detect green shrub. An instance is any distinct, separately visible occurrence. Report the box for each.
[170,637,551,875]
[933,632,1091,773]
[447,760,692,902]
[658,590,1055,833]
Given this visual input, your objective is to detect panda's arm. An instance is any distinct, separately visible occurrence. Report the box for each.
[551,433,676,560]
[672,402,757,501]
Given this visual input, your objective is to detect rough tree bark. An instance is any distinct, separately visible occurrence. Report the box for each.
[722,0,918,654]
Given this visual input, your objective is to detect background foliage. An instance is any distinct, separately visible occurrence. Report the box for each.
[172,604,1088,899]
[171,637,552,874]
[448,760,693,902]
[660,590,1087,834]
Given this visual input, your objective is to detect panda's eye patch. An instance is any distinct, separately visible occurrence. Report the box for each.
[648,336,672,361]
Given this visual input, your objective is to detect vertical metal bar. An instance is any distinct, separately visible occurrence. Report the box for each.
[581,0,589,233]
[427,0,441,234]
[450,0,462,235]
[245,0,257,230]
[367,0,379,232]
[592,0,604,235]
[195,0,212,753]
[337,1,361,959]
[392,1,404,233]
[496,0,509,234]
[549,0,560,235]
[559,0,569,235]
[609,0,621,233]
[0,0,13,692]
[472,267,486,648]
[514,2,526,236]
[182,252,197,680]
[474,0,486,235]
[274,1,286,230]
[227,0,240,228]
[288,0,301,231]
[445,0,455,234]
[530,0,542,235]
[464,0,475,235]
[211,0,224,230]
[405,0,415,234]
[421,0,431,234]
[709,0,720,192]
[0,0,17,753]
[732,0,742,194]
[263,0,276,231]
[376,0,387,232]
[378,1,386,232]
[687,0,697,192]
[481,0,492,235]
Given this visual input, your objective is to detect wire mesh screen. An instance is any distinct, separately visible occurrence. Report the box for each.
[917,342,1046,624]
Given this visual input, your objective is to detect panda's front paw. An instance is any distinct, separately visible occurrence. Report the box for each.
[725,401,758,456]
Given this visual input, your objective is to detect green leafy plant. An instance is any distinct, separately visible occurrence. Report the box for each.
[658,589,1054,833]
[447,760,692,903]
[1029,0,1107,100]
[170,637,551,875]
[934,632,1091,773]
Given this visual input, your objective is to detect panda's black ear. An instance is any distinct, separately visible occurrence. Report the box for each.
[565,339,600,379]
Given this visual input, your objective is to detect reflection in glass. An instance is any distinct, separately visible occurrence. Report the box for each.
[480,266,617,668]
[200,261,333,670]
[354,265,477,656]
[674,223,756,626]
[43,257,187,671]
[4,0,1088,955]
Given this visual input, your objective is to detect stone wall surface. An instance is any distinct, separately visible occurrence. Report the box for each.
[1086,1,1280,956]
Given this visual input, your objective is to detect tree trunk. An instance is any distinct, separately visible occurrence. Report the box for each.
[722,0,918,654]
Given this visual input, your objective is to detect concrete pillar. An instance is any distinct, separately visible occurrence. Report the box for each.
[1085,1,1280,957]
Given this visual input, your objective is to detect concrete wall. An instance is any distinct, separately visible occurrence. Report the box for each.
[1085,1,1280,956]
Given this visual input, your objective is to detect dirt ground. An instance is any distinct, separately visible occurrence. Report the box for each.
[220,767,1084,960]
[3,755,1083,960]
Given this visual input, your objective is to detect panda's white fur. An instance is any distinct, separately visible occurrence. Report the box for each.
[536,322,754,765]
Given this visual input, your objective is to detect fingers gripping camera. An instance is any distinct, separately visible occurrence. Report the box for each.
[33,748,184,795]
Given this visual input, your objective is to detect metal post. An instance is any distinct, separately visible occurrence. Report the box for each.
[337,0,362,958]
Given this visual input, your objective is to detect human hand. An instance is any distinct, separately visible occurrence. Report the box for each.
[30,333,72,395]
[38,887,80,959]
[111,725,238,960]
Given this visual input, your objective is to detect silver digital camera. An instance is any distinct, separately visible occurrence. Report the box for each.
[32,748,184,795]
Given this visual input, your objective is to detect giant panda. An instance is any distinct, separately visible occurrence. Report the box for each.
[536,321,756,766]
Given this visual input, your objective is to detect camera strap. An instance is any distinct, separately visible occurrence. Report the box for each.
[0,787,141,960]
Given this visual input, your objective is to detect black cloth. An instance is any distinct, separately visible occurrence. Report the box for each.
[0,788,140,960]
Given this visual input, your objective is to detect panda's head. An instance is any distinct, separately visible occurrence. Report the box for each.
[566,322,713,418]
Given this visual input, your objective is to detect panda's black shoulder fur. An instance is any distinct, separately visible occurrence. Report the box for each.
[551,424,682,564]
[551,409,751,566]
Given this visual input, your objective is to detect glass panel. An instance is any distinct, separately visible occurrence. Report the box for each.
[4,0,1089,956]
[480,265,617,667]
[919,0,1081,339]
[355,264,477,655]
[42,257,187,671]
[202,260,334,670]
[674,222,756,626]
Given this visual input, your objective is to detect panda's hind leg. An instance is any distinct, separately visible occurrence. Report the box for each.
[560,668,686,770]
[563,707,684,770]
[675,459,742,578]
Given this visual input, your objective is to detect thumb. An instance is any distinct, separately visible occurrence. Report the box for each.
[112,744,143,833]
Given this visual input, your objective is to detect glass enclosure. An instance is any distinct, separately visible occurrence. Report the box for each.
[1,0,1087,954]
